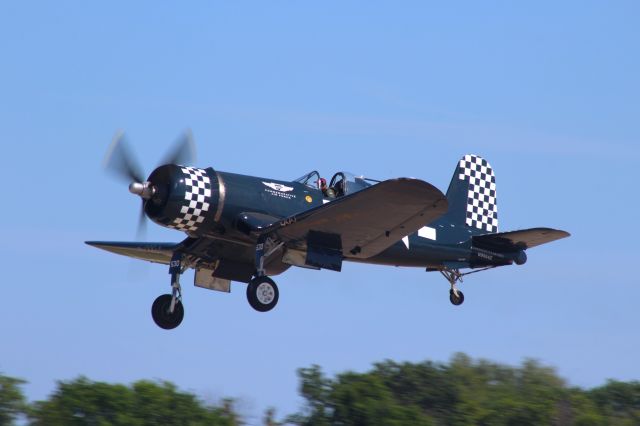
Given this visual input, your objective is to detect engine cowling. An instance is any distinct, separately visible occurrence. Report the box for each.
[144,164,220,234]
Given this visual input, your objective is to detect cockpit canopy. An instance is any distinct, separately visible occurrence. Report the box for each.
[294,170,379,197]
[294,171,321,189]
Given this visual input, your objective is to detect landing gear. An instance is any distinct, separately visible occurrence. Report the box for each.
[151,253,185,329]
[440,268,465,306]
[436,265,498,305]
[449,289,464,306]
[247,236,281,312]
[152,294,184,329]
[247,276,279,312]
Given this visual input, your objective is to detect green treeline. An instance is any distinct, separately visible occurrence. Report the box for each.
[288,354,639,426]
[1,354,638,425]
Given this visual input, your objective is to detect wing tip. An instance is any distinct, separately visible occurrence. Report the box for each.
[540,228,571,239]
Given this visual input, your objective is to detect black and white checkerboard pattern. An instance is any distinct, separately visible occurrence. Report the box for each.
[458,155,498,233]
[170,167,212,232]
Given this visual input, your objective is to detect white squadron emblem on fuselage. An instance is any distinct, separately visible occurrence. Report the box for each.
[262,182,294,192]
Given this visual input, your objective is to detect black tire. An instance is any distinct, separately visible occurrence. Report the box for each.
[449,289,465,306]
[246,277,279,312]
[151,294,184,329]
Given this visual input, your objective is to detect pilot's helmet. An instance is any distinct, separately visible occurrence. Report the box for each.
[319,178,327,188]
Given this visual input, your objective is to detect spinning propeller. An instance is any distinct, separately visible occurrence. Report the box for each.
[103,130,197,238]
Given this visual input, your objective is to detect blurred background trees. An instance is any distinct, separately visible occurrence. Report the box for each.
[27,378,238,426]
[0,374,27,426]
[289,354,639,426]
[0,375,238,426]
[2,354,639,425]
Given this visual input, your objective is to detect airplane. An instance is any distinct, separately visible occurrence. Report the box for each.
[87,131,570,330]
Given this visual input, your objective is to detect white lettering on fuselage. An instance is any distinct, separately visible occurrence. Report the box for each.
[477,251,493,260]
[279,217,297,227]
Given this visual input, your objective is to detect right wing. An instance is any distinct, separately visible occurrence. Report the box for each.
[261,178,448,259]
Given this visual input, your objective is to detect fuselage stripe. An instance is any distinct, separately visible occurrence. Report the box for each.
[214,171,226,222]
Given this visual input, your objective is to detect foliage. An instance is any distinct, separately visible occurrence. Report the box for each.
[289,354,635,426]
[2,356,640,425]
[27,377,238,426]
[0,374,27,426]
[587,380,640,425]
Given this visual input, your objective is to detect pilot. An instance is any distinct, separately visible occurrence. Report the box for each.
[319,178,335,198]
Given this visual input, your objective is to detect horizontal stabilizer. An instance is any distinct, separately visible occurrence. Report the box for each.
[472,228,570,251]
[85,241,178,264]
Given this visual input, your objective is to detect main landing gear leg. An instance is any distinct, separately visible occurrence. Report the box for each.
[441,269,465,306]
[151,253,185,329]
[247,237,280,312]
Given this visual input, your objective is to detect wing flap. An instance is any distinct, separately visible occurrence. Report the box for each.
[472,227,570,251]
[266,178,448,259]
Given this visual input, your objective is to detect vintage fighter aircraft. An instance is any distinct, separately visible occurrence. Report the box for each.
[87,131,570,329]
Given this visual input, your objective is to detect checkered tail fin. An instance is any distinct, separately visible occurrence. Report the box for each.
[443,154,498,234]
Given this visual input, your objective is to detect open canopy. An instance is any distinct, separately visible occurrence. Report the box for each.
[294,170,381,196]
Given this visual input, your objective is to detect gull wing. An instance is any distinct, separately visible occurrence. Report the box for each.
[263,178,448,259]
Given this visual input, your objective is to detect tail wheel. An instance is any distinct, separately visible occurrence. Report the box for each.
[247,277,279,312]
[449,289,464,306]
[151,294,184,329]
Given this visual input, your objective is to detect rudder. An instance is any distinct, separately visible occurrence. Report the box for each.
[443,154,498,233]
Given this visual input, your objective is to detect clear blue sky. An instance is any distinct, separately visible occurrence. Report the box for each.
[1,1,638,422]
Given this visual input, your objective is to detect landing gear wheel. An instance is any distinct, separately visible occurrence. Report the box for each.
[151,294,184,329]
[247,277,279,312]
[449,289,465,306]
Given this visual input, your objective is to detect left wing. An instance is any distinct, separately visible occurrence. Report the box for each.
[261,178,448,259]
[472,227,570,251]
[85,241,178,264]
[86,238,258,283]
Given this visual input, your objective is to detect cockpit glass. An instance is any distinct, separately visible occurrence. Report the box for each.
[328,172,375,197]
[293,171,321,189]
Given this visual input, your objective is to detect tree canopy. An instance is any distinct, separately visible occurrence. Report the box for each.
[1,354,639,425]
[0,375,237,426]
[0,374,26,426]
[289,354,639,426]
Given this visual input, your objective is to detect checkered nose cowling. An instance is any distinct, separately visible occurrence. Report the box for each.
[143,164,218,234]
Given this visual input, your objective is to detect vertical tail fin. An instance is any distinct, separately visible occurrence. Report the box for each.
[443,154,498,234]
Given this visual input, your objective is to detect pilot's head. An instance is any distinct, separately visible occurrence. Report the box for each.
[319,178,328,190]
